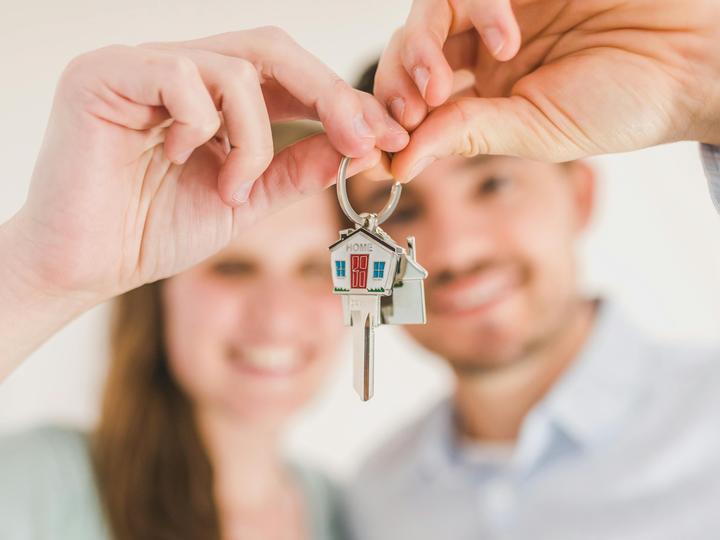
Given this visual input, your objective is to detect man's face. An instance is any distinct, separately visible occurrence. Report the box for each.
[350,156,594,372]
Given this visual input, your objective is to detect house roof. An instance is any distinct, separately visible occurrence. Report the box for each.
[328,227,402,254]
[403,257,429,279]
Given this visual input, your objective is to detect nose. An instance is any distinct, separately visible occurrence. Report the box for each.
[422,201,498,275]
[243,277,305,342]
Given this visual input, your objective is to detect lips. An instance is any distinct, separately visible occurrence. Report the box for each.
[226,345,308,378]
[427,265,523,317]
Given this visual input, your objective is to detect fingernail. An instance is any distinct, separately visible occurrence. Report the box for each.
[175,149,193,164]
[232,182,254,204]
[407,156,436,181]
[412,66,430,99]
[389,97,405,123]
[482,27,505,57]
[353,114,374,139]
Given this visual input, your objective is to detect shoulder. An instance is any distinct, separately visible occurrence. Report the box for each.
[644,341,720,407]
[292,464,349,540]
[0,424,91,484]
[0,425,102,537]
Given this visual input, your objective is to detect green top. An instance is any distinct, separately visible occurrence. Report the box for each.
[0,426,347,540]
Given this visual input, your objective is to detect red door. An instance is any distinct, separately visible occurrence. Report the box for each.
[350,254,369,289]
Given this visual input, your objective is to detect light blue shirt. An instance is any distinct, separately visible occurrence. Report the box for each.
[346,302,720,540]
[0,426,348,540]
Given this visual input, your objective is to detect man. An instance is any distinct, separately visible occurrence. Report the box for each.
[345,64,720,540]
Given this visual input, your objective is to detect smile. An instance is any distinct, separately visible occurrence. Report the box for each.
[428,266,522,317]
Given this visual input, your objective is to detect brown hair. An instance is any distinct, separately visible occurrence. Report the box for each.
[92,122,325,540]
[93,282,220,540]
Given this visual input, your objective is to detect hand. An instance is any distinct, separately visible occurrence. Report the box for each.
[12,27,409,303]
[374,0,720,181]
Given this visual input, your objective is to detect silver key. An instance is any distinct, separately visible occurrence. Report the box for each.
[329,156,428,401]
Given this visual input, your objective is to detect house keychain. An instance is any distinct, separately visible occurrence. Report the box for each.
[329,156,428,401]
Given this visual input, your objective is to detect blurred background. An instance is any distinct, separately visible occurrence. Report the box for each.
[1,0,719,481]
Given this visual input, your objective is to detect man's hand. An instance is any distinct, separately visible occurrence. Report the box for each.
[374,0,720,180]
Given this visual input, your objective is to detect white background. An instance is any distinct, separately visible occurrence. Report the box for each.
[1,0,719,480]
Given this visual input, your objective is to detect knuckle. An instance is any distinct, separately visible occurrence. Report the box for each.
[159,54,199,82]
[228,58,257,83]
[218,59,259,105]
[200,113,222,138]
[255,25,292,45]
[449,99,489,156]
[62,45,123,82]
[58,45,129,103]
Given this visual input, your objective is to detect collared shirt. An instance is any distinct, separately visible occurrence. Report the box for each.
[701,144,720,213]
[346,302,720,540]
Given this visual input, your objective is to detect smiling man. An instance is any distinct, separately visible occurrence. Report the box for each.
[344,67,720,540]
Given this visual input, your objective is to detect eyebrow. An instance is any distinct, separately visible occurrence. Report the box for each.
[461,154,499,168]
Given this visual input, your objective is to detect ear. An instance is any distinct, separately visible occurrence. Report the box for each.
[565,160,596,232]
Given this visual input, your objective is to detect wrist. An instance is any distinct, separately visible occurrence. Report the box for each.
[0,213,100,310]
[0,215,99,379]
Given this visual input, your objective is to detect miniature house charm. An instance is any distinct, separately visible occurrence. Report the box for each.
[329,227,428,327]
[330,156,428,401]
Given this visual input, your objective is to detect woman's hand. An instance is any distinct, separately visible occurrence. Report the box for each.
[0,27,408,377]
[374,0,720,180]
[13,28,408,301]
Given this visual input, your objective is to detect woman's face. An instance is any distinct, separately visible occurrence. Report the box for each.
[162,192,344,426]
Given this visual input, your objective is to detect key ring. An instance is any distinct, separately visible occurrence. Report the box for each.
[336,155,402,227]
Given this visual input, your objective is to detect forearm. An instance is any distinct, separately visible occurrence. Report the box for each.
[0,216,97,382]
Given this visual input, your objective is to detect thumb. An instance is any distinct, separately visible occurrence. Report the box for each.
[234,133,381,229]
[391,96,583,181]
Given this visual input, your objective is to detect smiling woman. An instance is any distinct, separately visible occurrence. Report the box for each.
[0,123,350,540]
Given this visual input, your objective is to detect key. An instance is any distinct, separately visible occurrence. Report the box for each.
[330,223,400,400]
[349,295,377,400]
[330,156,428,401]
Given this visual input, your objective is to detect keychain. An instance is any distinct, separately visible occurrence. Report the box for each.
[329,156,428,401]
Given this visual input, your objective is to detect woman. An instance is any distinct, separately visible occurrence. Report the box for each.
[0,124,350,540]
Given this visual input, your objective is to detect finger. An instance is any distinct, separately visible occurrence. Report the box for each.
[356,91,409,153]
[64,45,220,164]
[466,0,522,62]
[392,0,522,112]
[390,96,583,181]
[374,28,431,130]
[144,46,274,206]
[357,152,393,182]
[399,0,456,107]
[180,28,408,157]
[233,133,381,230]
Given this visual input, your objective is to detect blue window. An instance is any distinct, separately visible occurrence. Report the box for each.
[335,260,346,277]
[373,261,385,279]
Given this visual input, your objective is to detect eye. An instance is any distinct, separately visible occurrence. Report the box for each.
[477,175,511,197]
[299,259,330,280]
[210,260,256,277]
[385,205,421,225]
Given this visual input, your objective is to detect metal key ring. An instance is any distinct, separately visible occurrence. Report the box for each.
[336,155,402,227]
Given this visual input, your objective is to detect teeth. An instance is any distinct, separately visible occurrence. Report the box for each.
[449,272,515,311]
[241,346,300,371]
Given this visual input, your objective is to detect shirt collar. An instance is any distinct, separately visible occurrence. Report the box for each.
[414,300,652,482]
